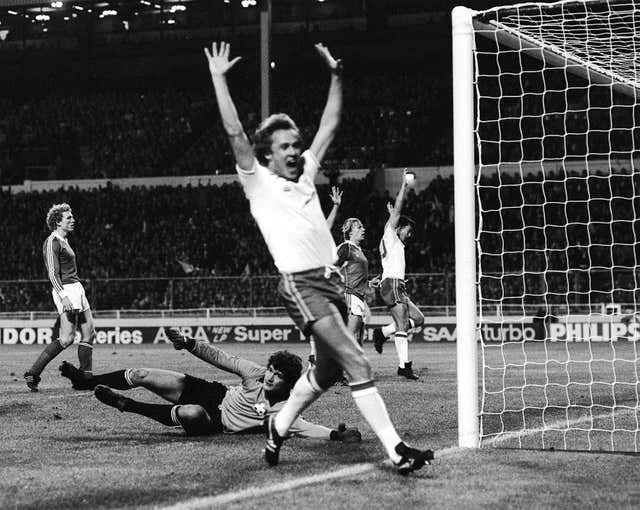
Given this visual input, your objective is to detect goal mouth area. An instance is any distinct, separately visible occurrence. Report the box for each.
[452,0,640,452]
[472,0,640,98]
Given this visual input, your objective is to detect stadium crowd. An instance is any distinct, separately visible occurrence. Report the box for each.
[0,68,450,185]
[0,173,454,311]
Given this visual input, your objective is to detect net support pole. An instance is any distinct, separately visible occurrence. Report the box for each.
[452,5,479,448]
[260,0,272,120]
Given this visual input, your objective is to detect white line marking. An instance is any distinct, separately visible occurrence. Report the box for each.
[46,392,90,400]
[158,446,464,510]
[158,462,375,510]
[483,407,638,447]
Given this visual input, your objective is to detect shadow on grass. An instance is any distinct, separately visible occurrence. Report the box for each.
[0,401,35,416]
[15,485,211,510]
[48,431,216,445]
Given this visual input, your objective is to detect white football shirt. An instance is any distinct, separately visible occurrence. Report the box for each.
[237,149,337,273]
[380,224,406,280]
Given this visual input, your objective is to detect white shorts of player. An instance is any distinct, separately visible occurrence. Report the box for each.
[52,282,90,315]
[346,293,371,323]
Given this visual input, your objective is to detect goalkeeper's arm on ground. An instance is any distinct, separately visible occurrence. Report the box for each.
[287,417,361,442]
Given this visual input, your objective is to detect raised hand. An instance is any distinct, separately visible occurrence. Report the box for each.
[329,186,343,206]
[204,41,242,77]
[387,202,395,215]
[314,43,343,75]
[167,327,196,351]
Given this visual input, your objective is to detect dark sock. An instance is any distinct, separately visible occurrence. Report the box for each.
[29,340,65,375]
[93,370,131,390]
[77,343,93,372]
[125,400,176,426]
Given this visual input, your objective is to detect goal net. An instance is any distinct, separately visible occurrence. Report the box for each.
[453,0,640,451]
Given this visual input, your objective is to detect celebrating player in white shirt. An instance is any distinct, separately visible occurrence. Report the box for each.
[205,41,432,474]
[373,170,425,380]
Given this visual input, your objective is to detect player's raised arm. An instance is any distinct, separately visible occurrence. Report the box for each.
[385,169,409,230]
[167,327,262,379]
[325,186,342,230]
[204,41,254,172]
[309,43,343,164]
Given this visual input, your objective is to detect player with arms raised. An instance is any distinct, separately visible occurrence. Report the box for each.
[24,203,96,392]
[372,171,425,380]
[205,41,432,474]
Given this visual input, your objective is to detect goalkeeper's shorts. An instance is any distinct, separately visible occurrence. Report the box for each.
[178,375,228,434]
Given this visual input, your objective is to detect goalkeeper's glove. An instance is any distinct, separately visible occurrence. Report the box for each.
[330,423,362,443]
[167,327,196,351]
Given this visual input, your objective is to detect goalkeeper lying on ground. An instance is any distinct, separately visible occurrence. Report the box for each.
[59,327,361,442]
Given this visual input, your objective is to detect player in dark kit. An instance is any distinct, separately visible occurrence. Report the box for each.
[206,40,432,474]
[336,217,379,346]
[59,328,361,442]
[24,203,96,392]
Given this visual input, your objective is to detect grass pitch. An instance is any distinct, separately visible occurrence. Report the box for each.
[1,342,639,509]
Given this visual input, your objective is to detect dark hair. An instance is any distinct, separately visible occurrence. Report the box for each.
[253,113,300,166]
[268,350,303,389]
[398,215,415,229]
[46,203,72,231]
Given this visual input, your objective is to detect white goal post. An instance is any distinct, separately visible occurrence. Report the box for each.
[453,0,640,451]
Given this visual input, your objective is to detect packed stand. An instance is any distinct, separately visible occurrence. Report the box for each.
[0,174,455,311]
[0,66,451,184]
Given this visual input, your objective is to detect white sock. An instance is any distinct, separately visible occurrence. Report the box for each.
[382,319,415,338]
[351,383,402,463]
[381,322,395,338]
[308,337,316,358]
[394,332,408,367]
[274,371,323,436]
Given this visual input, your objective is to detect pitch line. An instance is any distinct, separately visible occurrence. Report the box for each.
[158,462,375,509]
[158,446,463,510]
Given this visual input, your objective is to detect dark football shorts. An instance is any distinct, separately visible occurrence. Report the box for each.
[278,267,348,335]
[178,375,228,435]
[379,278,409,307]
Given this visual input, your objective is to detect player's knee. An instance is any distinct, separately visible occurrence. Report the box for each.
[59,333,75,348]
[82,329,96,344]
[343,353,372,382]
[314,364,343,388]
[177,405,212,436]
[127,368,150,385]
[412,312,425,328]
[177,405,208,423]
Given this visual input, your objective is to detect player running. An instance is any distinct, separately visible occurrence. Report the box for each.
[372,171,425,380]
[205,40,432,474]
[59,328,361,442]
[24,203,96,392]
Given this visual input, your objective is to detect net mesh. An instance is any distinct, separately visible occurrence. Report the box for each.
[472,0,640,451]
